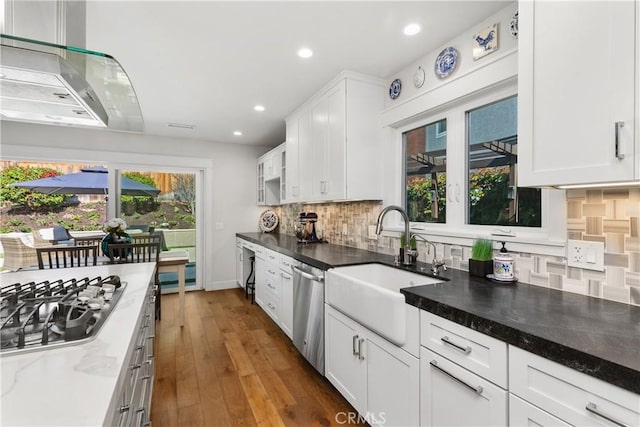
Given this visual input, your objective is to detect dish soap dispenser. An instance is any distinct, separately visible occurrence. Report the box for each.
[493,242,515,281]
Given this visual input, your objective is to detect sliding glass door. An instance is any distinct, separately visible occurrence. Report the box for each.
[116,168,202,293]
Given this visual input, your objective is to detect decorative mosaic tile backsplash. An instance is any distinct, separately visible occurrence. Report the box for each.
[274,187,640,306]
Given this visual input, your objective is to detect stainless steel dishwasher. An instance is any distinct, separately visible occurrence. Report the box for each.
[291,261,325,375]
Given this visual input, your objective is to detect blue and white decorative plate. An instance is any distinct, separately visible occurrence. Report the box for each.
[389,78,402,99]
[434,47,458,79]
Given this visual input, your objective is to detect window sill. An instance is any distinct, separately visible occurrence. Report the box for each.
[380,226,566,258]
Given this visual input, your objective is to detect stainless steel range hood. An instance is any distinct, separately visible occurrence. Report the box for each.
[0,34,143,132]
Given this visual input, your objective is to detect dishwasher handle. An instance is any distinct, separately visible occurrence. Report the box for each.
[291,265,324,282]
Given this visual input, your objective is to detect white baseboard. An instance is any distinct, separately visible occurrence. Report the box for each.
[205,280,241,291]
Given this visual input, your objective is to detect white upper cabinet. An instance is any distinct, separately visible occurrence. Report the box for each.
[287,71,385,203]
[283,110,305,204]
[257,143,284,205]
[518,1,638,186]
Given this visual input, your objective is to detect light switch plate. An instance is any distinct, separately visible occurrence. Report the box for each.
[567,239,604,271]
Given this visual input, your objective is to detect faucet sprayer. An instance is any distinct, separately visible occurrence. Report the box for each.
[411,234,446,275]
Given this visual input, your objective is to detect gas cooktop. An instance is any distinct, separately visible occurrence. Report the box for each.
[0,275,126,356]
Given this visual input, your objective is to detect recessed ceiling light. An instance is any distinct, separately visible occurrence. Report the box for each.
[403,23,421,36]
[254,105,265,112]
[233,131,242,136]
[297,47,313,59]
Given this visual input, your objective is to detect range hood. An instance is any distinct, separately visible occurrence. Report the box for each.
[0,34,143,132]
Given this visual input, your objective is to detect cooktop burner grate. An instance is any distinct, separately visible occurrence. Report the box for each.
[0,275,126,356]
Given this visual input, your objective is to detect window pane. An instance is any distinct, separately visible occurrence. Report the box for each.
[467,96,541,227]
[404,119,446,223]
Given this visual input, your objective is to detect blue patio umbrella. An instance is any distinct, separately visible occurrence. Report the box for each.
[10,166,160,196]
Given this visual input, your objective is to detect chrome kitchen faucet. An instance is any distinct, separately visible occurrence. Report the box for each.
[375,205,417,266]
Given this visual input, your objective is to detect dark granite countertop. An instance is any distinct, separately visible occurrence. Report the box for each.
[237,232,640,394]
[237,232,395,269]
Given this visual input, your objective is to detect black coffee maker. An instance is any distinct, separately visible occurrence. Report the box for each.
[294,212,321,243]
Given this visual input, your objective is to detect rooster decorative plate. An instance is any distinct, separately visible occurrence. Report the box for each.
[434,47,458,79]
[259,210,279,232]
[389,78,402,99]
[509,11,519,38]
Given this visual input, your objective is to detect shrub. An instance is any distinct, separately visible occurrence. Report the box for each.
[0,166,65,211]
[121,172,158,213]
[83,211,101,220]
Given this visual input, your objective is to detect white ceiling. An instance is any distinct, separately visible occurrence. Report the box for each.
[86,1,509,147]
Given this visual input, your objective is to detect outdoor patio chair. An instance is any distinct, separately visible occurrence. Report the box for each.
[0,235,54,271]
[36,245,98,269]
[35,226,74,245]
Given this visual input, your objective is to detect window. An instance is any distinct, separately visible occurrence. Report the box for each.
[467,96,541,227]
[402,90,544,232]
[404,119,447,223]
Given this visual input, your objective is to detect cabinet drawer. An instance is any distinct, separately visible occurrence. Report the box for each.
[509,346,640,426]
[264,267,280,296]
[262,291,280,323]
[420,311,507,388]
[265,276,280,296]
[509,394,571,427]
[420,347,507,427]
[280,254,294,271]
[253,245,264,257]
[265,249,279,264]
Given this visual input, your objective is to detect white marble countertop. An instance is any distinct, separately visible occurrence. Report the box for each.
[1,263,156,427]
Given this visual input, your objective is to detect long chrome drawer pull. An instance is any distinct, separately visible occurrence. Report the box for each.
[291,266,324,282]
[430,360,483,395]
[615,121,625,160]
[352,335,359,356]
[586,402,630,427]
[358,338,365,360]
[441,336,472,354]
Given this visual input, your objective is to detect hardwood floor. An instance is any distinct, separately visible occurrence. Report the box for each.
[151,289,365,426]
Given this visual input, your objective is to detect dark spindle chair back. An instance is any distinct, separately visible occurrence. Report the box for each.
[107,242,161,264]
[36,245,98,269]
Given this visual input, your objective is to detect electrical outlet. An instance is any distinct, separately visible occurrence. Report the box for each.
[567,239,604,271]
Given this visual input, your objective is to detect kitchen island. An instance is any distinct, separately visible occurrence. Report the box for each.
[237,232,640,394]
[0,263,156,426]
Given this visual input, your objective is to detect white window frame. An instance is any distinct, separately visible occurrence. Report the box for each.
[392,82,567,257]
[435,121,447,139]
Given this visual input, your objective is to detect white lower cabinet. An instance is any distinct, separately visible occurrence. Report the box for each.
[279,261,293,339]
[509,394,570,427]
[251,244,294,341]
[325,305,419,427]
[420,348,507,426]
[254,248,266,308]
[509,346,640,427]
[420,311,508,427]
